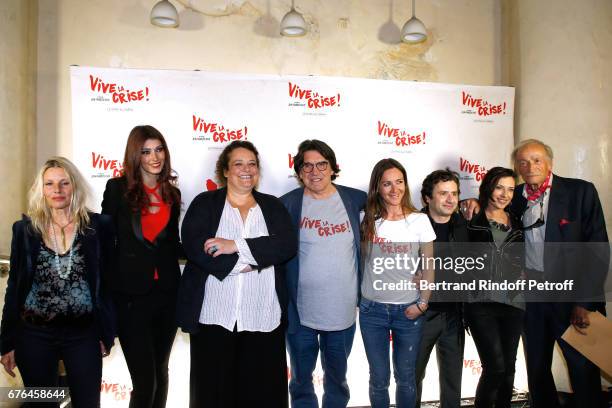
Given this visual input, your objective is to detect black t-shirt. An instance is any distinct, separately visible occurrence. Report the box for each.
[428,219,456,312]
[432,220,450,243]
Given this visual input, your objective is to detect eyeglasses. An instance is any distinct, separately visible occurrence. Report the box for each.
[521,199,545,231]
[301,161,329,173]
[141,146,164,155]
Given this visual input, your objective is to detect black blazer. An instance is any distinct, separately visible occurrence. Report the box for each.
[176,188,297,334]
[510,174,609,310]
[0,214,116,354]
[101,177,182,295]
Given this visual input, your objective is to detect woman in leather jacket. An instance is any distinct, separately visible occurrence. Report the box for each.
[465,166,524,408]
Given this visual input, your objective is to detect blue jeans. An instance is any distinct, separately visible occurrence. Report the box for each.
[286,323,356,408]
[358,298,424,408]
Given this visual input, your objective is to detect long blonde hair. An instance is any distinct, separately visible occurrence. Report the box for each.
[28,157,91,237]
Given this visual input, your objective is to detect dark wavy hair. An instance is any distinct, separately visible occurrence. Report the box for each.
[293,139,340,181]
[478,166,516,210]
[122,125,179,211]
[421,168,460,204]
[361,158,417,243]
[215,140,260,187]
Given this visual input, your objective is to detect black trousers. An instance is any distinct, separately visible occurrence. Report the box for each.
[464,302,524,408]
[15,321,102,408]
[414,309,464,408]
[189,323,288,408]
[524,302,605,408]
[116,285,177,408]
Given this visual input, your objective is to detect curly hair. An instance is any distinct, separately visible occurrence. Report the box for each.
[215,140,260,187]
[420,168,460,205]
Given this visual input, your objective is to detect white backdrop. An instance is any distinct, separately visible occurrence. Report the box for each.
[70,66,522,406]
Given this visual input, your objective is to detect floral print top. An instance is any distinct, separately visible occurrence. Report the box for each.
[23,236,93,322]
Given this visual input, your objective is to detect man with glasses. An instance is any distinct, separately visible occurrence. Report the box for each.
[281,139,366,408]
[510,139,608,408]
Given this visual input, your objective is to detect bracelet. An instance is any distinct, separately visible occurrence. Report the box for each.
[416,303,425,314]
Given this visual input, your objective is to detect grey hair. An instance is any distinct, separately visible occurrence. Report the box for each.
[511,139,554,163]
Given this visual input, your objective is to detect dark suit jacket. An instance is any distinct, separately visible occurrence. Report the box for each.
[176,188,297,334]
[280,184,367,334]
[510,174,609,311]
[101,177,182,295]
[0,214,116,354]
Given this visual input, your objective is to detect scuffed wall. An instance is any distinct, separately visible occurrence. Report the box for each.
[503,0,612,230]
[0,0,37,255]
[36,0,500,163]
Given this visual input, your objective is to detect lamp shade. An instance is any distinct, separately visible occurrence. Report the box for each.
[280,8,307,37]
[401,16,427,43]
[150,0,179,28]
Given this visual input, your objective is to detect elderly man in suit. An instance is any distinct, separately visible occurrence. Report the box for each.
[508,139,607,407]
[461,138,608,407]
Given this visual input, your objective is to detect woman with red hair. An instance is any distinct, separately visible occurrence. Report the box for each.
[102,125,182,408]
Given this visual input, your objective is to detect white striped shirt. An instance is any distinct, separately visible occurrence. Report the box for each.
[199,200,281,332]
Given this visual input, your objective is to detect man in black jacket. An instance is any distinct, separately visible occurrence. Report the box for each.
[509,139,608,408]
[460,139,609,407]
[415,169,469,408]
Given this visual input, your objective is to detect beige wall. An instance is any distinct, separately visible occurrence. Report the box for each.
[35,0,501,164]
[504,0,612,228]
[2,0,610,254]
[0,0,501,253]
[0,0,37,256]
[0,1,36,392]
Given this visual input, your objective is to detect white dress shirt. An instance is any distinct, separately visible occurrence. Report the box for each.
[199,200,281,332]
[523,174,552,271]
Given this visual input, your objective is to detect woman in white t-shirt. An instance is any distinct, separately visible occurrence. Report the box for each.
[359,158,436,408]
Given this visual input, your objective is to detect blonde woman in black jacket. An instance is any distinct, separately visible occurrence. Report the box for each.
[0,157,115,407]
